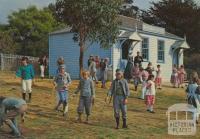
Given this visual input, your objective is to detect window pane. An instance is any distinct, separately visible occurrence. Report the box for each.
[142,38,149,60]
[158,40,165,62]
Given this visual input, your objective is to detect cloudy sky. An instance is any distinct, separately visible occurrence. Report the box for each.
[0,0,199,24]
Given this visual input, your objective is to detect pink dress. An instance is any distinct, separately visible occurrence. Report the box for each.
[145,80,156,105]
[132,66,140,85]
[178,68,186,84]
[155,68,162,85]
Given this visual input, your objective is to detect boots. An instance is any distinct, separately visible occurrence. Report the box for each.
[135,86,138,91]
[55,101,62,111]
[63,102,68,118]
[115,117,119,129]
[28,93,32,103]
[85,115,89,124]
[76,113,82,123]
[22,93,26,101]
[122,118,128,128]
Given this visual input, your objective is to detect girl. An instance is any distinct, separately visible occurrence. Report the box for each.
[54,65,71,118]
[89,58,98,84]
[155,65,162,89]
[100,58,108,88]
[139,67,149,100]
[145,62,154,75]
[170,64,179,88]
[132,63,140,91]
[145,75,156,113]
[178,65,186,88]
[74,71,95,123]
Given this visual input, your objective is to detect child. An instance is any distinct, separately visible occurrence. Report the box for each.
[145,62,154,75]
[155,65,162,89]
[74,71,95,123]
[178,65,186,88]
[89,58,98,83]
[107,69,130,129]
[186,76,199,122]
[0,97,28,137]
[145,75,156,113]
[99,58,108,88]
[170,64,178,88]
[16,57,35,103]
[132,63,140,91]
[139,67,149,100]
[54,65,71,117]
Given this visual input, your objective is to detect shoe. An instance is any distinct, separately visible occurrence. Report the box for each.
[146,109,150,112]
[115,117,119,129]
[122,118,128,128]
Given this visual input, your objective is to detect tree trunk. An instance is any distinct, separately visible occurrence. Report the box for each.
[79,30,85,78]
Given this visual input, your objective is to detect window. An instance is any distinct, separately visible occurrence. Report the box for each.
[157,40,165,62]
[142,38,149,61]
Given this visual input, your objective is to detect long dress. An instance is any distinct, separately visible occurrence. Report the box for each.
[124,60,134,81]
[178,68,186,85]
[170,68,178,86]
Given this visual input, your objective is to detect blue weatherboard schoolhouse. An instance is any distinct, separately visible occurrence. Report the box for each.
[49,15,190,81]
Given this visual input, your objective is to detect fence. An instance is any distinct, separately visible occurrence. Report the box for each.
[0,53,40,75]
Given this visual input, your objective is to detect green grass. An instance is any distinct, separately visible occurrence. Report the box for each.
[0,71,200,139]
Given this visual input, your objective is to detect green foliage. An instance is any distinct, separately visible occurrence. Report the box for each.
[7,6,64,56]
[0,31,16,53]
[55,0,122,48]
[55,0,122,71]
[120,0,139,18]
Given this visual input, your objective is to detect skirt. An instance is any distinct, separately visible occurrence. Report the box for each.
[170,74,178,84]
[155,77,162,85]
[145,95,155,105]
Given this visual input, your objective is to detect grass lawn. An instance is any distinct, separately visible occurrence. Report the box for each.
[0,71,199,139]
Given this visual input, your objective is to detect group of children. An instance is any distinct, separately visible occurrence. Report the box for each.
[0,55,190,137]
[171,64,186,88]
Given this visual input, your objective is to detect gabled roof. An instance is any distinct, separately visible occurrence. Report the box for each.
[50,27,71,35]
[172,40,190,51]
[49,15,185,41]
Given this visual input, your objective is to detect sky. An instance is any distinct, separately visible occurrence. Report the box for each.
[0,0,199,24]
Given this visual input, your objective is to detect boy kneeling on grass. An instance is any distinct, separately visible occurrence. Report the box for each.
[73,70,95,124]
[0,97,27,137]
[54,65,71,118]
[107,69,130,129]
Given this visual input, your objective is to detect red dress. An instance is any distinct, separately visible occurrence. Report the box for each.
[155,68,162,85]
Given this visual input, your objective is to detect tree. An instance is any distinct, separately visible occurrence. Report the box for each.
[55,0,122,74]
[0,31,16,53]
[120,0,139,18]
[7,6,63,56]
[141,0,200,53]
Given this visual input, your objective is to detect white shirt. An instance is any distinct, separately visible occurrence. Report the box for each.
[146,80,156,96]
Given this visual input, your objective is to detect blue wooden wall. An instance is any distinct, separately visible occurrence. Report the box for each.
[49,32,112,79]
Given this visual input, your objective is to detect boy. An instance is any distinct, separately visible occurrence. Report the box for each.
[54,65,71,117]
[74,71,95,123]
[16,57,35,103]
[107,69,130,129]
[0,97,27,137]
